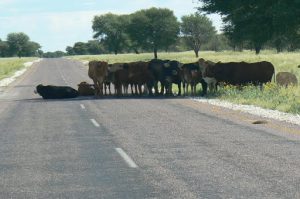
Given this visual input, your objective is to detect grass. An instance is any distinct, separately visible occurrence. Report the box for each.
[0,57,36,80]
[68,50,300,114]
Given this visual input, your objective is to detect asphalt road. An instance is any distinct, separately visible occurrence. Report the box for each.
[0,58,299,199]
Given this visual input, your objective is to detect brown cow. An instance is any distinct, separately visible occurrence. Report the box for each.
[77,81,95,96]
[200,60,275,94]
[88,61,109,96]
[276,72,298,87]
[127,61,153,95]
[198,58,217,94]
[182,62,203,96]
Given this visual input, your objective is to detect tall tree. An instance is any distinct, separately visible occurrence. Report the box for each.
[7,32,30,57]
[92,13,130,55]
[23,41,41,57]
[181,13,216,57]
[127,7,180,59]
[199,0,300,54]
[0,39,9,57]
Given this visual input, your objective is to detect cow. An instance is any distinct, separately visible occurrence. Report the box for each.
[34,84,78,99]
[88,61,109,97]
[114,64,130,96]
[200,59,275,94]
[127,61,153,95]
[182,62,206,96]
[148,59,183,96]
[77,81,95,96]
[163,60,183,96]
[276,72,298,87]
[198,58,217,94]
[148,59,170,95]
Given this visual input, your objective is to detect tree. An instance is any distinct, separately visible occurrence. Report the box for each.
[23,41,41,57]
[181,13,216,57]
[199,0,300,54]
[92,13,130,54]
[0,39,9,57]
[127,7,180,59]
[7,32,30,57]
[86,40,104,55]
[66,46,75,55]
[73,42,88,55]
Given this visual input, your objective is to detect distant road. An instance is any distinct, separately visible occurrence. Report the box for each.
[0,58,299,198]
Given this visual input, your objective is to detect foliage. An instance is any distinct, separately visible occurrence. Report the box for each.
[1,32,41,58]
[181,13,216,57]
[0,57,36,80]
[199,0,300,54]
[92,13,130,55]
[43,51,66,58]
[66,40,107,56]
[215,83,300,114]
[127,7,180,58]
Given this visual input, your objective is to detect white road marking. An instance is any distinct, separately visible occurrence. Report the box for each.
[90,119,100,127]
[80,104,86,110]
[115,148,138,168]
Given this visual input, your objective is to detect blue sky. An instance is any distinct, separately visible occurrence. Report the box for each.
[0,0,222,52]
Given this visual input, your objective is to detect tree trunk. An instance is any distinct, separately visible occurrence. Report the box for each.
[194,49,199,58]
[153,47,158,59]
[255,46,261,54]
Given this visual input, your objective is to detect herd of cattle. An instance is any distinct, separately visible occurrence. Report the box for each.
[35,58,298,99]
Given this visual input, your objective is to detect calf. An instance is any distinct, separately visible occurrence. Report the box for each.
[77,81,95,96]
[276,72,298,87]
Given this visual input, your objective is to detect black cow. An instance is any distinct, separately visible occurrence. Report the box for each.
[163,60,183,96]
[148,59,183,96]
[148,59,169,95]
[202,61,275,92]
[35,84,79,99]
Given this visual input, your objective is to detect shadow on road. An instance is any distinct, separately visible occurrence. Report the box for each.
[12,95,198,103]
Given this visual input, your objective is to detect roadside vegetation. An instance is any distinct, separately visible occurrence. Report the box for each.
[68,50,300,114]
[0,57,36,80]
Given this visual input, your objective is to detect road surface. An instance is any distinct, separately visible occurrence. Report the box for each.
[0,58,299,198]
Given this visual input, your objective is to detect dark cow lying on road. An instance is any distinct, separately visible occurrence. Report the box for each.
[200,59,275,94]
[34,84,79,99]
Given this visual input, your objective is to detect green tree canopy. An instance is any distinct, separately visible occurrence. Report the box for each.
[181,13,216,57]
[199,0,300,54]
[127,7,180,58]
[7,32,31,57]
[0,39,9,57]
[92,13,130,55]
[73,42,88,55]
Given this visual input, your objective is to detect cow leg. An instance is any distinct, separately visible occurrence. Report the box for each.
[108,83,111,95]
[93,79,100,96]
[200,79,207,96]
[138,84,142,95]
[103,84,107,95]
[177,82,181,96]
